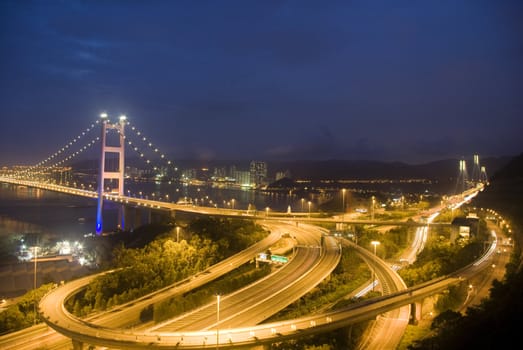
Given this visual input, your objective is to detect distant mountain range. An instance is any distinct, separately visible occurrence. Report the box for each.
[73,155,514,182]
[266,157,513,181]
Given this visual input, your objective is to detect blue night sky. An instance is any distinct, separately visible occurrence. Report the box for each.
[0,0,522,165]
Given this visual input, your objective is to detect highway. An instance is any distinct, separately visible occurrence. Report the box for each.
[33,225,496,350]
[35,221,342,349]
[149,223,340,332]
[0,179,491,349]
[3,223,498,349]
[1,223,284,350]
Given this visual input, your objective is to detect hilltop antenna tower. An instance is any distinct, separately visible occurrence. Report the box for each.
[455,159,469,195]
[96,113,126,235]
[471,154,481,183]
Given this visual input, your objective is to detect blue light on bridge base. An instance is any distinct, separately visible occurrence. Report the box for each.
[96,222,102,235]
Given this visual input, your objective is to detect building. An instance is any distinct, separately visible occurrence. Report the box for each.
[250,161,268,188]
[275,170,291,181]
[233,170,251,187]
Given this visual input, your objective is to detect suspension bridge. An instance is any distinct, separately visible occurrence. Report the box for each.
[0,114,493,350]
[0,113,486,235]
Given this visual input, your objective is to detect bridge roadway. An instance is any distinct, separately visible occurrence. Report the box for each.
[0,177,450,227]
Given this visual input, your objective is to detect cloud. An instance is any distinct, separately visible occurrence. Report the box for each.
[39,64,92,80]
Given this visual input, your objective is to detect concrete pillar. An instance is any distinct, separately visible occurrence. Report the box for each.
[118,204,125,231]
[134,207,142,229]
[124,206,134,232]
[249,345,270,350]
[410,301,422,324]
[72,339,84,350]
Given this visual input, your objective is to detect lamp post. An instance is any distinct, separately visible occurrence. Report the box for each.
[342,189,346,221]
[301,198,304,212]
[33,246,38,325]
[371,241,380,292]
[231,199,235,210]
[371,196,376,220]
[176,226,180,243]
[308,201,311,218]
[265,207,269,218]
[216,294,220,349]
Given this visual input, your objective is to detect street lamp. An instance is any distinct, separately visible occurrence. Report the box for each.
[176,226,180,242]
[301,198,304,212]
[342,189,346,221]
[266,207,269,218]
[33,246,38,325]
[308,201,312,218]
[231,198,235,210]
[216,294,220,349]
[371,196,376,220]
[371,241,380,292]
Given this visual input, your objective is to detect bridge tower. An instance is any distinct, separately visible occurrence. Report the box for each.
[455,159,469,195]
[480,165,488,184]
[471,154,481,183]
[96,113,126,235]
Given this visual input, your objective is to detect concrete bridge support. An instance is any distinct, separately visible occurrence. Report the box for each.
[118,204,125,231]
[120,206,172,232]
[410,301,422,325]
[72,339,84,350]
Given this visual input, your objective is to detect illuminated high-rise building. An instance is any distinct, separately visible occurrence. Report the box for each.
[249,161,267,187]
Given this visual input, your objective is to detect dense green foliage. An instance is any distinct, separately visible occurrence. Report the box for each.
[356,225,411,260]
[67,218,267,316]
[0,283,55,334]
[398,233,486,287]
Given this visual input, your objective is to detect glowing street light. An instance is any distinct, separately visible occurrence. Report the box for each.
[308,201,312,218]
[33,246,39,324]
[231,198,235,210]
[371,196,376,220]
[371,240,380,255]
[216,294,220,349]
[265,207,270,218]
[176,226,181,242]
[342,188,346,220]
[371,241,380,292]
[301,198,305,212]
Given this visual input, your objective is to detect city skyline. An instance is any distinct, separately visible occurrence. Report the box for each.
[1,1,522,165]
